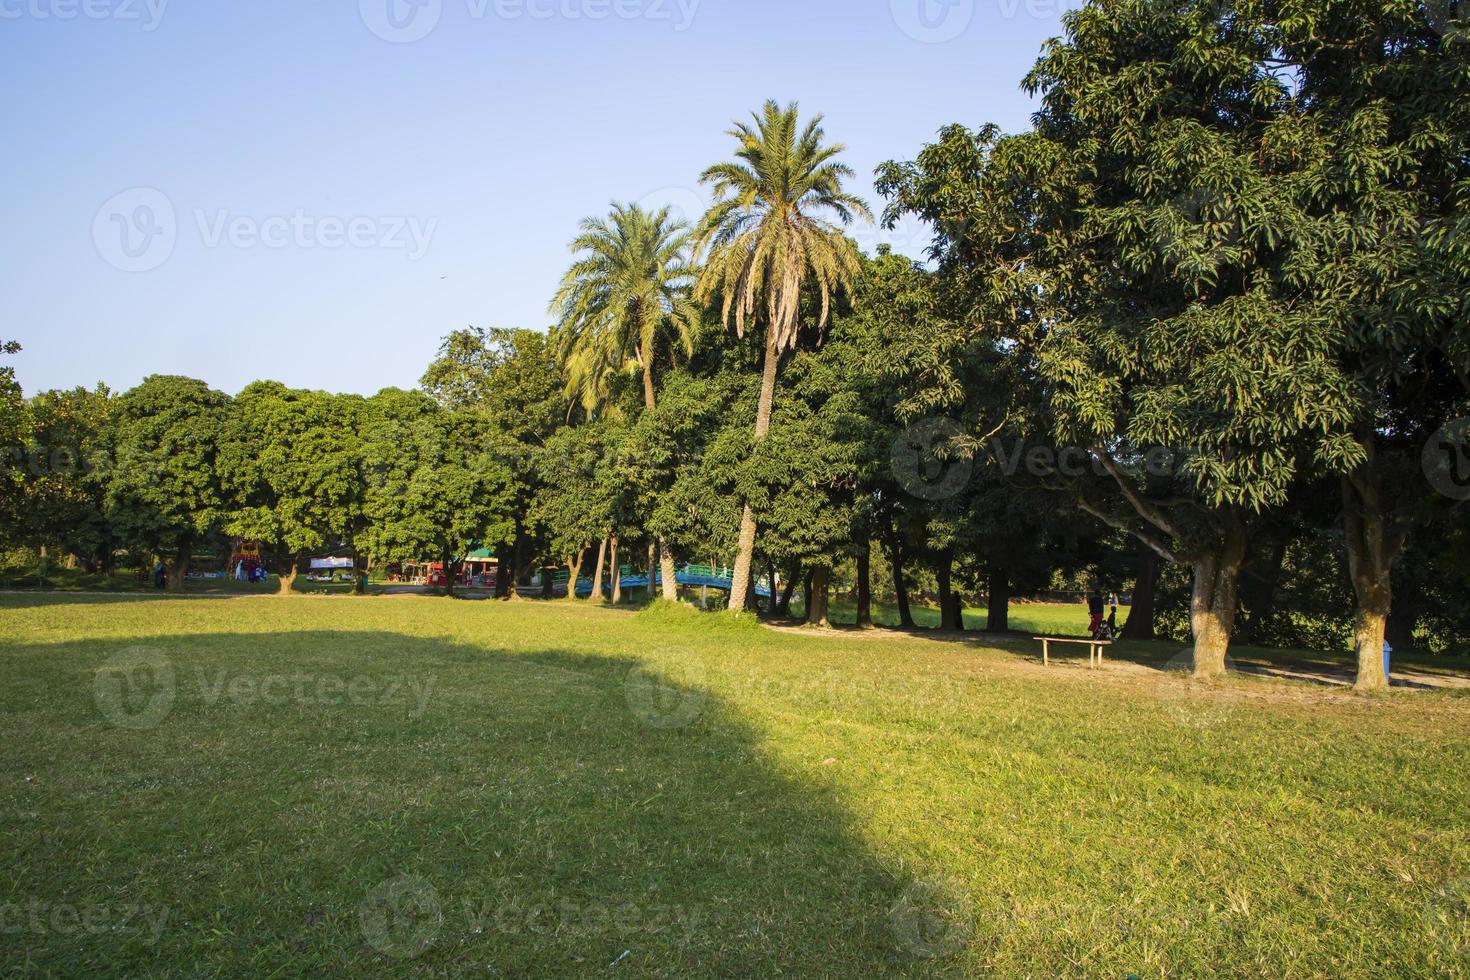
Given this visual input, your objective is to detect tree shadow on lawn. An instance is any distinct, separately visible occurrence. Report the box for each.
[0,630,969,976]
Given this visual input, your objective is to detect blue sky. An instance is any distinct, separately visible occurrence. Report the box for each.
[0,0,1078,397]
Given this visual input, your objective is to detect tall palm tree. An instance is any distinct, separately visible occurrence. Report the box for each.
[694,100,871,612]
[549,202,699,601]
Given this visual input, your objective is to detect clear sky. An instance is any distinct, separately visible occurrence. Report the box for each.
[1,0,1079,398]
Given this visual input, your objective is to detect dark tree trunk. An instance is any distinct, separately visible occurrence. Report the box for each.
[507,527,527,601]
[776,565,798,618]
[165,544,192,591]
[1342,441,1406,692]
[442,545,456,598]
[890,535,915,629]
[353,546,366,595]
[1236,532,1289,644]
[1121,543,1159,640]
[985,562,1010,633]
[801,569,813,620]
[937,548,962,631]
[808,565,831,627]
[495,544,512,600]
[855,537,873,629]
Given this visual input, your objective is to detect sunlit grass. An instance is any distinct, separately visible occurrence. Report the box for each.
[1,594,1467,976]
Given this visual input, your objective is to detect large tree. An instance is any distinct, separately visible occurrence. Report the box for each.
[549,202,698,601]
[107,376,230,589]
[219,384,367,594]
[18,386,115,575]
[694,100,872,612]
[360,388,516,598]
[878,2,1368,677]
[421,327,565,597]
[0,340,26,545]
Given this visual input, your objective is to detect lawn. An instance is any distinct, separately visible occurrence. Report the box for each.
[1,594,1468,976]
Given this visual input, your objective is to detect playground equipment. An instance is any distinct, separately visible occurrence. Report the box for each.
[227,540,268,584]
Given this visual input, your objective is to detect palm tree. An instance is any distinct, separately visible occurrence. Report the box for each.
[693,100,871,612]
[549,202,699,601]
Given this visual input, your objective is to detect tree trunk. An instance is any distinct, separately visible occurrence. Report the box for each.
[353,546,366,595]
[659,540,678,603]
[808,565,831,628]
[1189,525,1246,679]
[890,534,915,629]
[164,545,190,591]
[985,562,1010,633]
[495,544,512,600]
[1343,455,1405,692]
[275,553,297,596]
[506,527,526,601]
[937,548,962,631]
[589,537,607,603]
[442,546,456,598]
[610,535,622,605]
[728,334,782,612]
[776,565,798,618]
[565,550,585,603]
[1237,532,1289,644]
[855,538,873,629]
[1121,544,1159,640]
[801,569,813,620]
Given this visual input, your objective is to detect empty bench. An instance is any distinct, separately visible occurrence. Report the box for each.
[1034,636,1112,669]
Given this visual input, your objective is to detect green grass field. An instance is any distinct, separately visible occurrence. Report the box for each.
[2,594,1468,976]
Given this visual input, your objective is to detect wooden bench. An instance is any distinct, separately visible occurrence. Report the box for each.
[1035,636,1112,669]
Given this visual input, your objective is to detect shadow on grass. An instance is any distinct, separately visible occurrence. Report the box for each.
[0,629,965,976]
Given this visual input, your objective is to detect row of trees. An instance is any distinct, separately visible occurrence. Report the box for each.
[2,0,1466,690]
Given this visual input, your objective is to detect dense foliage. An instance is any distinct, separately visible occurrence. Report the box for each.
[1,0,1466,686]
